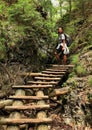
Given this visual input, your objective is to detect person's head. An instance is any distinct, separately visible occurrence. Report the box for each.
[58,27,63,34]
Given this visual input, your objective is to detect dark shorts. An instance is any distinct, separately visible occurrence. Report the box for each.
[56,45,64,55]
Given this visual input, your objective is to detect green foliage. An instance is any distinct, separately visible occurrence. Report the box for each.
[69,72,75,78]
[0,0,56,64]
[83,44,92,53]
[69,41,78,53]
[88,77,92,87]
[0,42,6,60]
[75,65,87,77]
[85,30,92,44]
[0,0,91,66]
[71,54,79,65]
[57,13,70,27]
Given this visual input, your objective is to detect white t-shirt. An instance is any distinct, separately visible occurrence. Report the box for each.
[56,34,66,50]
[61,34,65,40]
[58,34,65,43]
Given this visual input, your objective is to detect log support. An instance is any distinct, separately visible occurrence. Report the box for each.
[6,89,25,130]
[36,91,50,130]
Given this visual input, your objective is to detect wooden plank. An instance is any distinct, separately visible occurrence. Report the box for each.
[34,77,61,81]
[37,74,62,77]
[5,105,50,111]
[0,118,52,125]
[19,72,62,77]
[9,95,49,100]
[42,71,65,74]
[45,68,67,72]
[31,73,62,77]
[12,85,53,89]
[52,64,74,68]
[49,87,70,97]
[27,81,57,85]
[19,72,42,76]
[19,72,61,76]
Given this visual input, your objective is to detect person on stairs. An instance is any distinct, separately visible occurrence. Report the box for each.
[54,27,69,65]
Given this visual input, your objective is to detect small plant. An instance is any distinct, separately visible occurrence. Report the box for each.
[0,42,6,60]
[88,77,92,87]
[75,65,87,77]
[71,54,79,65]
[69,41,78,53]
[69,72,75,78]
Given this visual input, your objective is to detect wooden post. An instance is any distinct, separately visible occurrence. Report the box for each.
[6,89,25,130]
[36,91,49,130]
[0,100,13,109]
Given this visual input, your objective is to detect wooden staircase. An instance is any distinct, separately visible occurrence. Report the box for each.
[0,64,74,130]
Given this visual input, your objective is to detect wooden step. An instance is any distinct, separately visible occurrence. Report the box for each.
[42,71,65,74]
[12,85,53,89]
[46,68,67,72]
[5,104,50,111]
[0,118,52,125]
[27,81,57,85]
[34,77,61,81]
[9,95,49,100]
[37,74,62,77]
[52,64,74,68]
[19,72,42,76]
[19,72,61,77]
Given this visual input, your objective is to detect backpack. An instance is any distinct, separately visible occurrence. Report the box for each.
[64,34,72,47]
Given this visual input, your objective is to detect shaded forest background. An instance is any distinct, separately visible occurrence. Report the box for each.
[0,0,91,69]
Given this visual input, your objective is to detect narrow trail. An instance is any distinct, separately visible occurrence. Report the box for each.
[0,64,74,130]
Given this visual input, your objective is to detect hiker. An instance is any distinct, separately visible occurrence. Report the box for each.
[54,27,69,64]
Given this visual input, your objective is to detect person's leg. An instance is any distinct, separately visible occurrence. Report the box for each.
[63,54,67,65]
[55,51,60,61]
